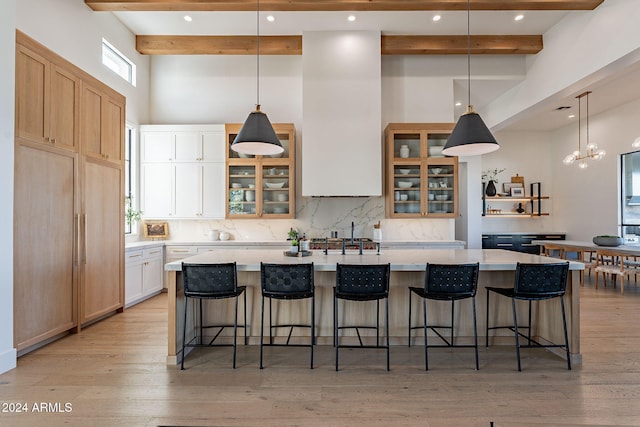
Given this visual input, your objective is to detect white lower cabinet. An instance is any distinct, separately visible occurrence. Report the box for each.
[125,246,164,307]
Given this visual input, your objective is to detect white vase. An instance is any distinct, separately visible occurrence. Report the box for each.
[290,245,299,254]
[399,145,410,158]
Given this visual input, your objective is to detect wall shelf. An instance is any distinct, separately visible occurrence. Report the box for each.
[482,182,549,217]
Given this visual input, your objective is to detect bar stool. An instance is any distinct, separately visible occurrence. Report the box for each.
[485,262,571,371]
[334,263,391,371]
[408,263,480,370]
[181,262,247,370]
[259,262,315,369]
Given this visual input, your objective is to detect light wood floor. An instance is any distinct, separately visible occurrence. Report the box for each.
[1,275,640,426]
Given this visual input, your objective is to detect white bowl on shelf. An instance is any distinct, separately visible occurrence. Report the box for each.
[428,146,444,157]
[265,181,286,189]
[431,168,443,174]
[435,195,449,201]
[273,207,287,214]
[397,181,412,188]
[231,183,242,188]
[398,169,411,175]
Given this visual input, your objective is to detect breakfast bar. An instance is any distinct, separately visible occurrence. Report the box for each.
[165,248,584,366]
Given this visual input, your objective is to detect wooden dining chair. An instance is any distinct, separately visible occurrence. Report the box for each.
[540,243,565,259]
[594,249,639,295]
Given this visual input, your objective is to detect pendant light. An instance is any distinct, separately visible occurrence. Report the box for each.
[230,0,284,156]
[562,91,605,169]
[442,0,499,157]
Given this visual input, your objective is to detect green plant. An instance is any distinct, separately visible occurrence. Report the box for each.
[482,168,506,183]
[287,227,299,246]
[125,196,143,226]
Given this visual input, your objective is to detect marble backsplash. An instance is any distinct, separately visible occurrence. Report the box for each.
[128,196,455,243]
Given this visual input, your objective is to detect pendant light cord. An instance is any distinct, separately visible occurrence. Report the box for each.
[256,0,260,107]
[466,0,471,109]
[578,93,582,152]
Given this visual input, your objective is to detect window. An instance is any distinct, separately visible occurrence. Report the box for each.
[124,126,140,234]
[102,38,136,86]
[620,150,640,241]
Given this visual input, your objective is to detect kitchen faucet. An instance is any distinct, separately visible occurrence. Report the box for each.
[351,221,355,244]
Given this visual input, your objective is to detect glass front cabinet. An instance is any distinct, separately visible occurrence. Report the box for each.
[384,123,458,218]
[225,123,295,218]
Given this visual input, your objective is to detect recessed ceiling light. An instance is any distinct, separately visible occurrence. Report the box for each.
[568,114,576,119]
[348,15,356,22]
[514,14,524,21]
[433,15,441,22]
[183,15,192,22]
[455,102,462,107]
[266,15,275,22]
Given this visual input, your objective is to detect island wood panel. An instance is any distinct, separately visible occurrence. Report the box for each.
[166,259,580,365]
[13,142,78,351]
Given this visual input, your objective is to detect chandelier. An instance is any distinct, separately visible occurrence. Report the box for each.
[563,91,605,169]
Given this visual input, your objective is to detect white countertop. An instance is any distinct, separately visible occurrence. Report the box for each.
[164,248,584,272]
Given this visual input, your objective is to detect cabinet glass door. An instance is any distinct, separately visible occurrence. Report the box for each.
[393,133,421,160]
[393,164,421,215]
[426,164,455,214]
[228,165,256,215]
[262,165,291,216]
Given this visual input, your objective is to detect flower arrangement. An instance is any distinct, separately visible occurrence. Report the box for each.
[125,196,143,226]
[481,168,506,183]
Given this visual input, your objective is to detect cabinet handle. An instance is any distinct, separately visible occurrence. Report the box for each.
[82,214,87,265]
[497,243,513,247]
[149,250,161,255]
[50,138,56,144]
[172,249,190,253]
[75,214,80,265]
[128,254,143,259]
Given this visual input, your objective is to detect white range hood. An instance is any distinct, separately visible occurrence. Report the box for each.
[302,31,382,197]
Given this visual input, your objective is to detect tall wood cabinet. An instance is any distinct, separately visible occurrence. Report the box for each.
[385,123,458,218]
[14,31,125,352]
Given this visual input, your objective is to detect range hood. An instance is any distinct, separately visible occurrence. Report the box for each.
[301,31,382,197]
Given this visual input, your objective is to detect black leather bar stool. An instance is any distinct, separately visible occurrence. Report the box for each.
[485,262,571,371]
[259,262,315,369]
[334,263,391,371]
[408,263,480,370]
[181,262,247,370]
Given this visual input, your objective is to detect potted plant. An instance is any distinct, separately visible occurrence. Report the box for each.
[288,228,299,254]
[125,196,143,228]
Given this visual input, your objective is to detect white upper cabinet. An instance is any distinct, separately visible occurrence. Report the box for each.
[140,124,225,219]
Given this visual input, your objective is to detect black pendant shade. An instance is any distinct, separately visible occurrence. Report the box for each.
[442,107,500,157]
[231,105,284,156]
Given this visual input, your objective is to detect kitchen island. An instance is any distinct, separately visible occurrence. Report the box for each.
[165,249,584,366]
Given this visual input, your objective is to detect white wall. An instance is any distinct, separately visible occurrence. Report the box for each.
[16,0,150,125]
[551,97,640,240]
[481,131,555,233]
[0,0,17,375]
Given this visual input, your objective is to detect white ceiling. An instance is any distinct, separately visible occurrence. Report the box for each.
[112,8,640,132]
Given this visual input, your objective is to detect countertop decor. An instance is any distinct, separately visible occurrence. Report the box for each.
[593,236,623,247]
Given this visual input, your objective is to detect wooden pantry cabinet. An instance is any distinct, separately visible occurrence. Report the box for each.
[384,123,458,218]
[225,123,296,218]
[13,31,124,353]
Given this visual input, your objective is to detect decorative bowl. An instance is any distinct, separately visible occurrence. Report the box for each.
[435,195,449,201]
[265,181,286,189]
[397,181,412,188]
[428,146,444,157]
[231,183,242,188]
[431,168,443,174]
[398,169,411,175]
[593,236,623,247]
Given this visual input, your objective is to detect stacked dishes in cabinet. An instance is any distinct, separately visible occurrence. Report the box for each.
[393,166,421,214]
[427,166,454,214]
[263,167,289,215]
[229,166,256,215]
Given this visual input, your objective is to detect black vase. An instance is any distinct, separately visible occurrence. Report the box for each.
[485,180,497,197]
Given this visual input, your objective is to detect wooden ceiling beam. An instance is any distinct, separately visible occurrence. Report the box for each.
[136,35,302,55]
[87,0,604,12]
[382,35,543,55]
[136,34,542,55]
